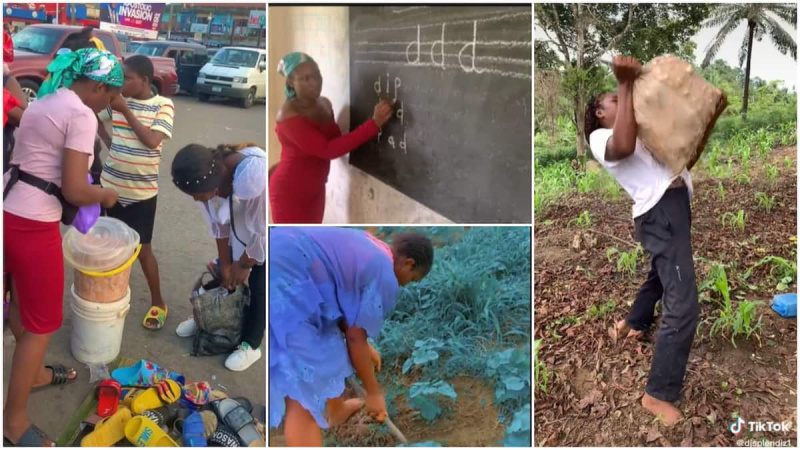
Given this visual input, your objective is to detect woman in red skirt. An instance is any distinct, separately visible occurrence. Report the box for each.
[269,52,394,223]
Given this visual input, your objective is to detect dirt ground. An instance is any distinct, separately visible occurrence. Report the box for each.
[534,147,797,446]
[270,377,505,447]
[2,96,267,441]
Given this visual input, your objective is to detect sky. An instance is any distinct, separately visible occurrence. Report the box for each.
[692,22,796,91]
[535,14,797,91]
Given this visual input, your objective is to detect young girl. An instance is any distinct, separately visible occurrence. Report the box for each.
[3,48,122,447]
[170,142,266,371]
[270,52,394,223]
[100,54,175,331]
[585,55,698,426]
[269,227,434,446]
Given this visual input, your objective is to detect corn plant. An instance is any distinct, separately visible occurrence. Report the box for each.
[743,256,797,291]
[570,210,592,228]
[586,300,616,319]
[707,264,764,348]
[721,210,746,232]
[606,246,643,277]
[783,156,793,170]
[736,173,751,185]
[717,182,726,201]
[755,192,776,213]
[765,164,779,186]
[534,339,550,394]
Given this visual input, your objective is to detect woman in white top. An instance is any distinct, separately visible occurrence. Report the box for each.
[171,142,266,372]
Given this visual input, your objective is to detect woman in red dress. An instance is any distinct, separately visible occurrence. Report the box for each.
[270,52,394,223]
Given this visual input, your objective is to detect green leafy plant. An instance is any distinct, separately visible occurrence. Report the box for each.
[755,192,776,213]
[721,210,747,232]
[402,338,445,374]
[765,164,779,185]
[707,263,764,348]
[534,340,549,394]
[783,156,793,170]
[586,300,616,319]
[606,246,643,277]
[570,210,592,228]
[487,348,531,404]
[743,256,797,291]
[408,380,457,422]
[736,172,751,185]
[503,404,531,446]
[717,182,726,201]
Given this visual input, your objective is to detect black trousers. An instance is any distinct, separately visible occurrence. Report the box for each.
[242,263,266,349]
[627,187,699,402]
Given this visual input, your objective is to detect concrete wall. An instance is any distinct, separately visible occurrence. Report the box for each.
[268,6,451,224]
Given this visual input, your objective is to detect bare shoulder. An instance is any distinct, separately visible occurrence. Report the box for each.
[276,101,299,122]
[320,96,334,114]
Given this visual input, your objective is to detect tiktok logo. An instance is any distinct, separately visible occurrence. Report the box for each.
[730,417,746,435]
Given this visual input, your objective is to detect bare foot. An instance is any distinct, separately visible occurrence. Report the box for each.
[608,320,644,343]
[33,366,77,389]
[641,393,683,426]
[4,417,55,446]
[327,398,365,427]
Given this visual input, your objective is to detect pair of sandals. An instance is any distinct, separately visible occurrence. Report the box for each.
[3,365,76,447]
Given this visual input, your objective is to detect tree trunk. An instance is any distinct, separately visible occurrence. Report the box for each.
[742,20,755,120]
[574,4,586,159]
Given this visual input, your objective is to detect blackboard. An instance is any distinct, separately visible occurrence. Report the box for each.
[348,5,532,224]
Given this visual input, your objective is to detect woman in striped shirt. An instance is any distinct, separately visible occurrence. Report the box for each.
[100,55,175,331]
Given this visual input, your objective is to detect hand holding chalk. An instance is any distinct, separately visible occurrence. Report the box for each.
[372,99,394,128]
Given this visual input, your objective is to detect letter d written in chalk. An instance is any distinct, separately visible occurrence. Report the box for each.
[430,23,445,69]
[458,20,478,73]
[406,25,421,64]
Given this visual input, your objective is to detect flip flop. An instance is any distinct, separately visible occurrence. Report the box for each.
[33,364,77,391]
[97,379,121,418]
[131,380,182,414]
[181,381,227,410]
[81,406,132,447]
[121,387,143,410]
[3,424,53,447]
[208,424,242,447]
[124,415,179,447]
[212,398,261,446]
[142,306,168,331]
[183,412,207,447]
[200,411,219,439]
[141,403,181,428]
[112,360,185,387]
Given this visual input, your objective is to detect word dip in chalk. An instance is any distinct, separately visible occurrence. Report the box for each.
[374,72,406,154]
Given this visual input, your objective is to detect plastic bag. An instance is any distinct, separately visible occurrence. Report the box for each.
[72,174,101,234]
[190,272,250,356]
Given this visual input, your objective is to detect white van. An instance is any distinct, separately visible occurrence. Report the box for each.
[196,47,266,108]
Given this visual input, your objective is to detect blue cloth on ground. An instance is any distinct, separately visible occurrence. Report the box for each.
[268,227,399,429]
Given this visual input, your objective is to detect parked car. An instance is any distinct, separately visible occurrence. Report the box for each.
[8,24,178,102]
[196,46,266,108]
[114,32,130,53]
[129,40,144,53]
[135,40,208,95]
[207,48,219,59]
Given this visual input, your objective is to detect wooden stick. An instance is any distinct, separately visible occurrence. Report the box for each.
[347,378,409,444]
[587,229,638,248]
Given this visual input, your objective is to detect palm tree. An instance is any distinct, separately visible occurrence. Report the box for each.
[701,4,796,119]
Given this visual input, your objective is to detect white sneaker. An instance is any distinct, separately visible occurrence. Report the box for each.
[225,342,262,372]
[176,317,198,337]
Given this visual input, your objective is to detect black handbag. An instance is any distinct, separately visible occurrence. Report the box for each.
[3,165,79,225]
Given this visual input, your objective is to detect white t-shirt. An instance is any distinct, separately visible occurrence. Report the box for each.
[589,128,693,218]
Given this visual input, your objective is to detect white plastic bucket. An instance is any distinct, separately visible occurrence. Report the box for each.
[70,284,131,365]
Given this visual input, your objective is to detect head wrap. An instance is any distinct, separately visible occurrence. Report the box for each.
[171,144,225,195]
[276,52,314,99]
[37,47,123,100]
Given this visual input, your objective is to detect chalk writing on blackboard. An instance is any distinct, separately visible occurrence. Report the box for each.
[352,14,532,80]
[373,72,406,154]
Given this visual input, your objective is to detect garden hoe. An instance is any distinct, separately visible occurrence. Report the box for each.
[347,378,409,444]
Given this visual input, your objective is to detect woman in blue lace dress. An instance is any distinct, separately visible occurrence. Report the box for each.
[269,227,434,446]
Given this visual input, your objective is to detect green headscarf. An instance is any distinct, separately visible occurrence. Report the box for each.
[38,48,124,99]
[277,52,314,99]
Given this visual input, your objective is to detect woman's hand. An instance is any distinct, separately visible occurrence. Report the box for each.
[100,188,118,208]
[230,261,251,288]
[368,342,381,372]
[220,262,233,290]
[611,56,642,84]
[366,390,388,422]
[372,99,394,127]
